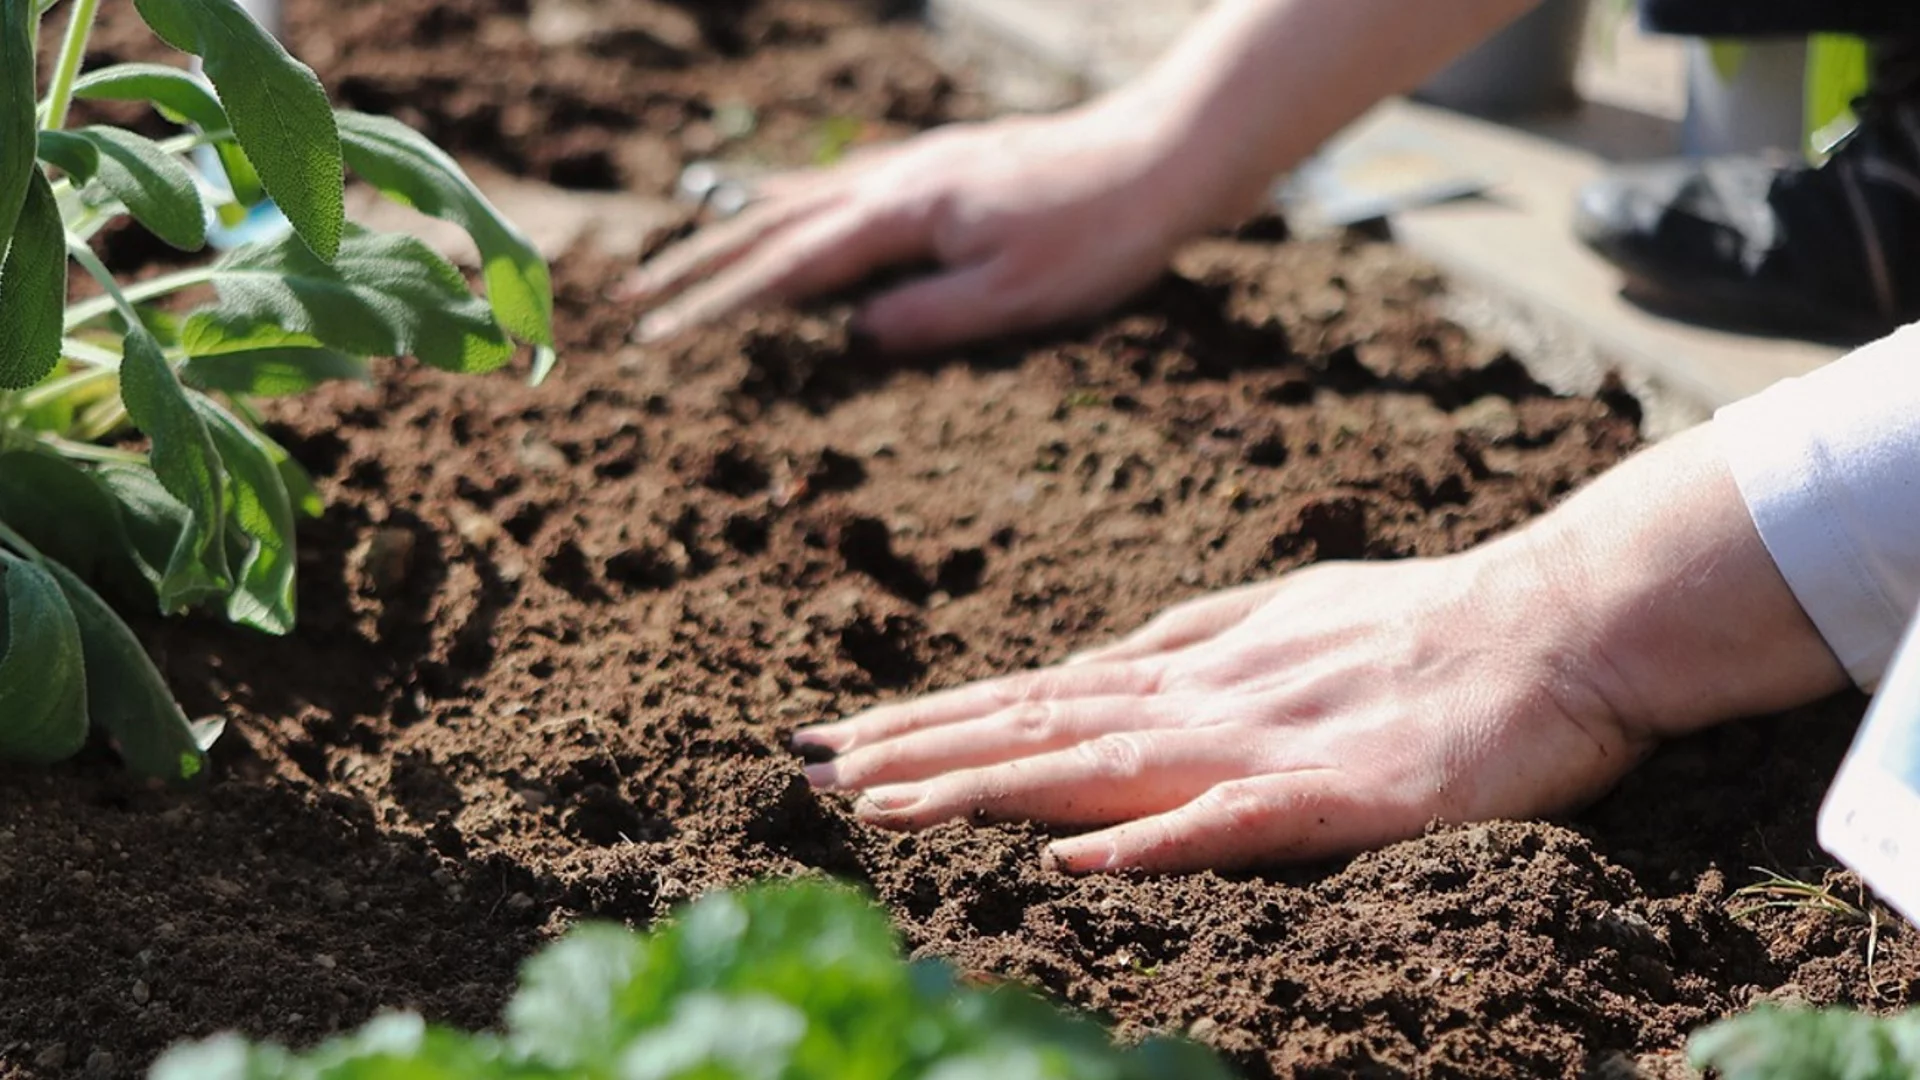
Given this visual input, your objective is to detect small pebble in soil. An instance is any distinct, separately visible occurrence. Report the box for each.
[505,892,537,914]
[85,1050,113,1077]
[351,527,416,594]
[34,1044,66,1069]
[131,979,150,1006]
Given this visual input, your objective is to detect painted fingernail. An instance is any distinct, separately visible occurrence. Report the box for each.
[802,762,841,790]
[793,739,838,766]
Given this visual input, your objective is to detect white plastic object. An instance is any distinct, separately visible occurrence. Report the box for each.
[1820,611,1920,929]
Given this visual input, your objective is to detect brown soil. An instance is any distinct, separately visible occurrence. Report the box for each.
[7,3,1915,1079]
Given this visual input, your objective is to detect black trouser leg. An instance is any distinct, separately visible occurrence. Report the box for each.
[1639,0,1920,38]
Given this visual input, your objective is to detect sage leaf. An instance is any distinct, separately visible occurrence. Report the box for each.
[185,227,514,374]
[0,0,33,254]
[69,126,208,251]
[0,171,67,389]
[0,451,155,604]
[43,559,210,781]
[120,325,232,610]
[132,0,343,258]
[37,129,100,184]
[71,62,265,206]
[72,62,230,131]
[337,110,556,354]
[193,395,296,634]
[93,464,197,596]
[183,346,369,397]
[0,550,90,766]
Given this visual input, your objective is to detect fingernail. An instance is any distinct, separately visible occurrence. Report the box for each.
[792,739,837,766]
[802,762,841,790]
[614,270,654,300]
[857,785,923,814]
[635,313,677,344]
[1045,838,1118,874]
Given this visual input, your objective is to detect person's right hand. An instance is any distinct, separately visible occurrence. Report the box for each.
[621,100,1223,353]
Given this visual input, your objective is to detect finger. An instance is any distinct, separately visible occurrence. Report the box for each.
[853,728,1247,830]
[619,189,838,307]
[807,695,1201,792]
[1066,580,1276,667]
[792,661,1164,755]
[635,201,933,343]
[853,257,1025,353]
[1046,771,1370,874]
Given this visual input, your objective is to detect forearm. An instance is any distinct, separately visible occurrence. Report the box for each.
[1509,424,1849,741]
[1104,0,1542,231]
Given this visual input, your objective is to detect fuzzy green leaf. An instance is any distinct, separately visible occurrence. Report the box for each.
[120,325,232,610]
[131,0,343,258]
[185,228,514,374]
[94,464,196,596]
[37,129,100,183]
[1690,1007,1920,1080]
[0,0,33,256]
[193,396,296,634]
[73,62,229,131]
[70,126,208,251]
[0,549,90,765]
[71,63,266,205]
[183,347,369,397]
[0,451,155,604]
[43,559,209,782]
[0,171,67,389]
[337,110,556,352]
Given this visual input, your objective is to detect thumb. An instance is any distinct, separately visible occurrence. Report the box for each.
[854,257,1026,353]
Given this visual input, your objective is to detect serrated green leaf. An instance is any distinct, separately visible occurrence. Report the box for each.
[507,924,651,1068]
[183,347,369,397]
[70,63,266,205]
[193,395,295,634]
[0,0,33,256]
[132,0,343,259]
[42,558,210,781]
[69,126,208,251]
[336,110,555,352]
[120,325,232,610]
[0,170,67,389]
[186,228,513,374]
[37,129,100,183]
[0,450,156,604]
[0,549,90,765]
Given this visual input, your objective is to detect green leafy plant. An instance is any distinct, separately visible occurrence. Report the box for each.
[0,0,555,780]
[150,882,1235,1080]
[1690,1007,1920,1080]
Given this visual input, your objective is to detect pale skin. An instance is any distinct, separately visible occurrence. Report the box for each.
[628,0,1856,872]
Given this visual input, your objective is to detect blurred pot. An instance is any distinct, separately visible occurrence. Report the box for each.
[1415,0,1593,116]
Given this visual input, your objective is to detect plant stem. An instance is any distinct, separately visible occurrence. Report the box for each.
[13,365,118,414]
[41,0,103,132]
[45,436,145,466]
[65,235,147,328]
[63,266,218,331]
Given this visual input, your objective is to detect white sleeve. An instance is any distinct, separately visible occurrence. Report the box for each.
[1714,322,1920,691]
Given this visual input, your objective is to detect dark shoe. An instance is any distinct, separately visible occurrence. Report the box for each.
[1574,42,1920,340]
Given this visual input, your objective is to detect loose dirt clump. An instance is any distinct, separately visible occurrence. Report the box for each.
[5,3,1913,1079]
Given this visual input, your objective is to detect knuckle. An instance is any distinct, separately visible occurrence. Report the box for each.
[1005,701,1057,743]
[1077,732,1148,780]
[1194,780,1275,833]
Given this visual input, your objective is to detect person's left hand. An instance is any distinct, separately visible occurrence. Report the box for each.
[792,539,1658,874]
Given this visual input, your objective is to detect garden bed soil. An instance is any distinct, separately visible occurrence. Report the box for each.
[5,2,1915,1078]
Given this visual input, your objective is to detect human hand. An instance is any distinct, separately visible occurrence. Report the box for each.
[622,101,1210,352]
[793,539,1656,874]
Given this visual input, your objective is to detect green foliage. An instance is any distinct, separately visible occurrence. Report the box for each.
[0,0,557,779]
[150,883,1236,1080]
[1690,1007,1920,1080]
